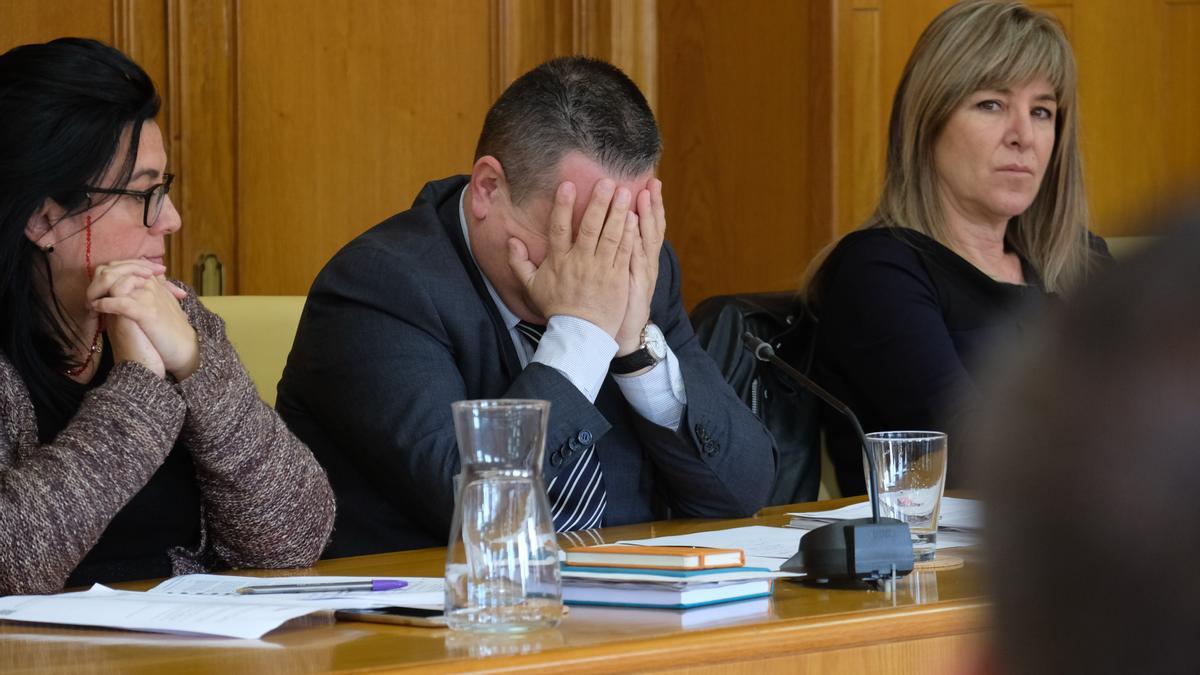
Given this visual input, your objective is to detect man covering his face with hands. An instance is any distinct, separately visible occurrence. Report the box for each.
[278,56,776,556]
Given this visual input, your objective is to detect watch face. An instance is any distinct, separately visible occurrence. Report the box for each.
[643,323,667,360]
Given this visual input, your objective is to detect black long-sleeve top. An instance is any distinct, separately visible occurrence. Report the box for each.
[812,227,1095,495]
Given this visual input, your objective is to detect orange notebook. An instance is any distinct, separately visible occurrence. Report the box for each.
[563,545,745,570]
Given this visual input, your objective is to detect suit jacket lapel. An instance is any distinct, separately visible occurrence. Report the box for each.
[437,184,523,380]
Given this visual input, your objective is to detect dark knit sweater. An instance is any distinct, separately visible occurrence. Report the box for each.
[0,287,336,594]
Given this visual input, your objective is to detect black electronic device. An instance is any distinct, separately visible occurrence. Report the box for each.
[741,332,914,583]
[333,607,447,627]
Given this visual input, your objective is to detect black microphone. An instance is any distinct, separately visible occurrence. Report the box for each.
[741,331,913,582]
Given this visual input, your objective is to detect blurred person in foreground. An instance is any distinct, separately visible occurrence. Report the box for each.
[970,213,1200,675]
[807,0,1111,496]
[0,38,334,594]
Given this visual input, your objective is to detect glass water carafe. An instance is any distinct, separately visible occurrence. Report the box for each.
[445,399,562,632]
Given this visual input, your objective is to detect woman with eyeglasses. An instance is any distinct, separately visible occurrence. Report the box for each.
[0,38,334,594]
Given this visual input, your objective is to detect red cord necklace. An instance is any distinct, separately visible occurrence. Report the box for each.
[64,327,102,378]
[64,216,104,378]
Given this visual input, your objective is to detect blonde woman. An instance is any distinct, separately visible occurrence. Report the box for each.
[809,0,1111,495]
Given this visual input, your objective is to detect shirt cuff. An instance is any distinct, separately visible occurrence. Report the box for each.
[613,346,687,431]
[532,315,618,403]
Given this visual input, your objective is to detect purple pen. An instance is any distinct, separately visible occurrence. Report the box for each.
[236,579,408,595]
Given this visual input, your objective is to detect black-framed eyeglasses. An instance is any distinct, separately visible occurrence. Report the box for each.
[82,172,175,228]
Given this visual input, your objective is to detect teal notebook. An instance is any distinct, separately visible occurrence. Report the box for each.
[561,565,776,609]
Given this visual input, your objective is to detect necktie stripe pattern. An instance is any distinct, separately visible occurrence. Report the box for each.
[516,320,607,532]
[514,321,546,348]
[547,446,606,530]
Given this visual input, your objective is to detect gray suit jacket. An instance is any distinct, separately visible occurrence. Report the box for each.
[277,176,777,557]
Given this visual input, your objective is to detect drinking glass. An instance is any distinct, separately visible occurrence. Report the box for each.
[865,431,948,562]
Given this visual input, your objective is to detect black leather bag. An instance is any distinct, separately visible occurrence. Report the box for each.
[690,292,821,505]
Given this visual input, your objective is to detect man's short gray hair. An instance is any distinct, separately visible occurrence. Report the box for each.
[474,56,661,205]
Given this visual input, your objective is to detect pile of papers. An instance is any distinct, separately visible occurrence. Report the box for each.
[607,499,984,572]
[0,575,443,639]
[785,496,983,533]
[566,597,772,630]
[785,496,982,549]
[615,527,807,571]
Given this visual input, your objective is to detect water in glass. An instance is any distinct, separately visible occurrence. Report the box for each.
[445,400,562,632]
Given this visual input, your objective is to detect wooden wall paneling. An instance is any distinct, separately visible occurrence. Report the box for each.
[112,1,169,118]
[235,0,494,295]
[1073,1,1169,234]
[808,1,836,255]
[1163,1,1200,204]
[492,0,576,96]
[832,0,883,236]
[493,1,658,115]
[172,0,237,293]
[656,1,815,307]
[576,0,658,111]
[655,0,719,308]
[848,0,881,235]
[0,1,115,48]
[1070,0,1200,233]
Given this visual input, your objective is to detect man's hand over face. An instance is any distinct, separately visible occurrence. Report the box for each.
[614,178,666,356]
[507,179,637,338]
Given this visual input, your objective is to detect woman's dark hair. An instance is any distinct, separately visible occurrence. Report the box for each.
[0,37,160,428]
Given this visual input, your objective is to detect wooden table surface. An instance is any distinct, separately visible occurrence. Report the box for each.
[0,498,989,674]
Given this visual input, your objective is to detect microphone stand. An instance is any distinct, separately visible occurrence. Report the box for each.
[742,332,913,582]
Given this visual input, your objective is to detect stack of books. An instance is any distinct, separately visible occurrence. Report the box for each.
[567,597,772,629]
[560,545,776,610]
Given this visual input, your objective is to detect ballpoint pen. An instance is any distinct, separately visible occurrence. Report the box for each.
[236,579,409,595]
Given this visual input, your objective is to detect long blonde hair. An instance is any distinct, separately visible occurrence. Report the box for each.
[813,0,1091,297]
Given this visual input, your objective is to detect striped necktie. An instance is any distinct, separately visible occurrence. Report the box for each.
[515,320,608,531]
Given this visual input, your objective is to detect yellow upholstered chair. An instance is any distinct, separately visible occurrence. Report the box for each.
[198,295,306,407]
[1105,235,1156,261]
[817,440,842,501]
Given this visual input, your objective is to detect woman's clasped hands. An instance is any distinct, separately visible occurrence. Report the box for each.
[86,259,200,380]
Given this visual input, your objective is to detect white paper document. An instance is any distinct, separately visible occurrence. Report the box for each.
[0,575,447,640]
[0,585,321,640]
[150,574,445,610]
[788,496,984,532]
[617,526,805,570]
[617,522,976,571]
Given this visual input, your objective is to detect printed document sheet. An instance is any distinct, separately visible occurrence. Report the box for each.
[618,522,975,571]
[150,574,444,609]
[0,575,444,639]
[0,585,318,639]
[788,496,983,532]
